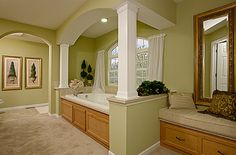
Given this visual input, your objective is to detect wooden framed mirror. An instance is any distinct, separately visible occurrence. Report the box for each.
[194,2,236,106]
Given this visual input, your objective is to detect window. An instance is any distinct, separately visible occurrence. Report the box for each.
[108,38,149,86]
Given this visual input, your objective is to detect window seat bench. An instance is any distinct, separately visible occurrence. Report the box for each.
[159,108,236,155]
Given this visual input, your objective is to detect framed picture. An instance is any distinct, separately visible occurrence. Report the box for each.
[2,55,23,90]
[25,57,42,89]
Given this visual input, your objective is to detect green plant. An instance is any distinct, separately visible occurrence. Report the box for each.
[87,64,93,80]
[80,60,87,79]
[137,80,169,96]
[8,61,17,78]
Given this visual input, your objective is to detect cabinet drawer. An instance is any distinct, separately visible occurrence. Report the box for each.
[161,122,200,155]
[202,139,236,155]
[61,99,73,122]
[73,104,86,131]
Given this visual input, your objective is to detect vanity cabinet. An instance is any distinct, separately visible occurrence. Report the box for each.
[61,98,109,148]
[160,121,236,155]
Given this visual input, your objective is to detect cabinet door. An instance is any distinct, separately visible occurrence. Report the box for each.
[73,104,86,131]
[61,99,73,122]
[202,139,236,155]
[86,109,109,147]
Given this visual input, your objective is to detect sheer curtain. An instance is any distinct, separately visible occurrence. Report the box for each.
[93,50,105,93]
[148,34,166,81]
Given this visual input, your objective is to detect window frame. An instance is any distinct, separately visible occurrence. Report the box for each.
[108,38,149,86]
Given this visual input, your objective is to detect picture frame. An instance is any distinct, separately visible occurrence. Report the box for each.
[25,57,42,89]
[2,55,23,91]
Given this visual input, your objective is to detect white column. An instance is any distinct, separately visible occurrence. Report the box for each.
[59,44,69,88]
[116,1,138,99]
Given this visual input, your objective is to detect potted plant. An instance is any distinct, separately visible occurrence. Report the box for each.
[8,61,17,84]
[137,80,169,96]
[80,60,87,82]
[87,64,93,85]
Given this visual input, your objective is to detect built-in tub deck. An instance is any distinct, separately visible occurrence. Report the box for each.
[61,93,115,148]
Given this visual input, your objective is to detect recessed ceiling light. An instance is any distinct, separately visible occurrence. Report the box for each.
[101,18,108,23]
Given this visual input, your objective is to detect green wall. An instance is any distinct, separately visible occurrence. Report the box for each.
[69,36,96,80]
[161,0,235,93]
[0,38,49,108]
[204,26,228,97]
[109,96,167,155]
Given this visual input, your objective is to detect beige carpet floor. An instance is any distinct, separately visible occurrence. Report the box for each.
[0,108,108,155]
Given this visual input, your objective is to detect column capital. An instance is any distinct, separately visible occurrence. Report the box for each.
[116,1,139,14]
[60,44,69,48]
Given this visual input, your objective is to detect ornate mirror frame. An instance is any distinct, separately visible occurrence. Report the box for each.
[194,2,236,106]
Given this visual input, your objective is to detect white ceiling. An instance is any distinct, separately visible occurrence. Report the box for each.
[82,16,118,38]
[0,0,87,30]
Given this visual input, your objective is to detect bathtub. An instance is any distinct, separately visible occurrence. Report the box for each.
[63,93,115,114]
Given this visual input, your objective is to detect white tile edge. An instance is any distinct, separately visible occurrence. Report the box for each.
[0,103,48,112]
[138,141,160,155]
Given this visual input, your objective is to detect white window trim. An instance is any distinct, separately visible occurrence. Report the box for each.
[108,43,118,86]
[108,38,149,86]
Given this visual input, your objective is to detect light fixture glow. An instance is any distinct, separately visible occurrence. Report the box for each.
[101,18,108,23]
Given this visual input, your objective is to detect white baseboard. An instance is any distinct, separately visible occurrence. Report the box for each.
[48,113,60,118]
[138,141,160,155]
[0,103,48,112]
[108,150,115,155]
[108,141,160,155]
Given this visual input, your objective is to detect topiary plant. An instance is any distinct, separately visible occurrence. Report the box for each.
[87,64,93,81]
[137,80,169,96]
[80,60,87,79]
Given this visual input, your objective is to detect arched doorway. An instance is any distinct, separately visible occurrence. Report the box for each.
[0,32,52,112]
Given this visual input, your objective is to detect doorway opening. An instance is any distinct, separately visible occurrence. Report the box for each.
[211,37,228,96]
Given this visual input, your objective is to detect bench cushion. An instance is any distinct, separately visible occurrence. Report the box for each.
[159,108,236,140]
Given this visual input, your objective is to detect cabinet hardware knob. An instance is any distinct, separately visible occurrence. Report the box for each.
[217,150,225,155]
[176,137,185,141]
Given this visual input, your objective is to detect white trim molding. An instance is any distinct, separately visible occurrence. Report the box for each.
[59,44,69,88]
[138,141,160,155]
[108,150,116,155]
[0,103,48,112]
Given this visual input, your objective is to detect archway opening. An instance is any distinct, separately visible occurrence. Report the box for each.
[0,32,52,113]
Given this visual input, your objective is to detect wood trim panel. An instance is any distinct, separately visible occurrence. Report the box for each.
[61,99,73,122]
[86,109,109,147]
[73,104,86,131]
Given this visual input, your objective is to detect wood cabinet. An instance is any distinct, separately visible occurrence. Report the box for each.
[202,139,236,155]
[61,99,73,122]
[61,98,109,148]
[86,109,109,146]
[160,121,236,155]
[73,104,86,131]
